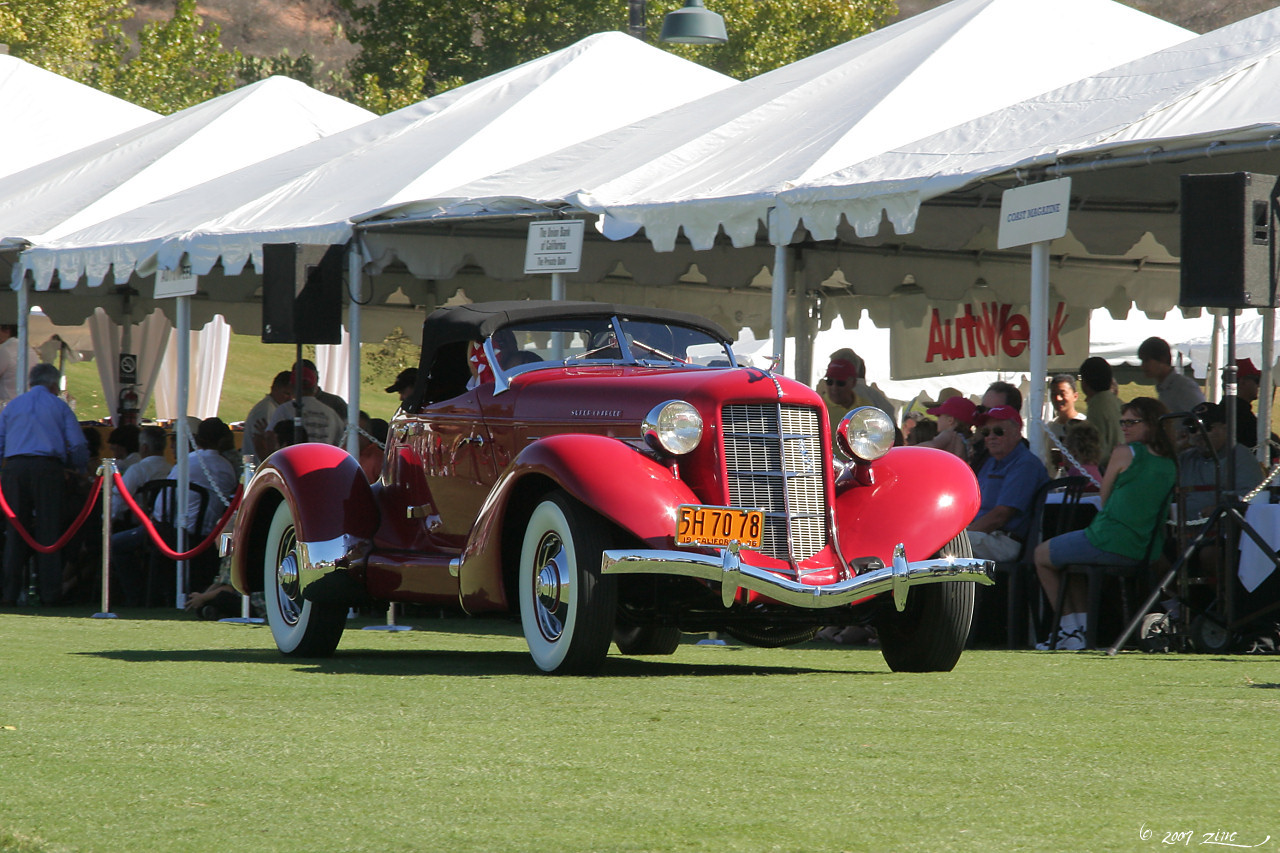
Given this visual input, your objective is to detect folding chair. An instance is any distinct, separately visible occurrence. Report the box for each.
[133,480,213,607]
[998,476,1094,648]
[1056,488,1173,650]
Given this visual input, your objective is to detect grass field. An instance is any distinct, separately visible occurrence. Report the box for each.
[2,612,1278,853]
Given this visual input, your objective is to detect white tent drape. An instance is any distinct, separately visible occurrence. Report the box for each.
[154,315,229,420]
[316,329,350,403]
[88,307,173,426]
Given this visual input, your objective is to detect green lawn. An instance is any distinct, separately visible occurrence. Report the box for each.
[1,612,1278,853]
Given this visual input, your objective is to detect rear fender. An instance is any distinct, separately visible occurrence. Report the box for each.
[231,444,379,595]
[457,434,698,612]
[834,446,980,563]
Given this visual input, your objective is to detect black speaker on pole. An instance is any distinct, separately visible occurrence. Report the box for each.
[1180,172,1279,309]
[261,243,344,344]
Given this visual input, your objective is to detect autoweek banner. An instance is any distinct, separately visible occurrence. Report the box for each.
[889,288,1089,380]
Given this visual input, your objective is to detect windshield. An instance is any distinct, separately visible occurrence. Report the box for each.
[487,315,736,380]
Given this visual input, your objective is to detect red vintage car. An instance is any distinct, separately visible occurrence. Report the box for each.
[230,301,992,674]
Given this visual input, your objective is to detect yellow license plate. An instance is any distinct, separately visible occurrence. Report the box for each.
[675,504,764,549]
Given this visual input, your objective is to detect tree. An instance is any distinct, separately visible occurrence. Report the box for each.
[339,0,896,103]
[0,0,131,82]
[648,0,896,79]
[96,0,241,113]
[2,0,243,115]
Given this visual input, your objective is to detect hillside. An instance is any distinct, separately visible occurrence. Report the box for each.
[129,0,356,77]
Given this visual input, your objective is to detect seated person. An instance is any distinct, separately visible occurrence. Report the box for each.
[1179,402,1265,521]
[967,406,1050,562]
[107,424,142,473]
[1033,398,1176,649]
[1061,421,1104,489]
[919,395,976,461]
[112,426,172,523]
[905,417,938,445]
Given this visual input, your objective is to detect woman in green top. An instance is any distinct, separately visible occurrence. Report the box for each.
[1033,397,1176,649]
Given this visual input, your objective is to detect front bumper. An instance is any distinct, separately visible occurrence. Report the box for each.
[600,542,994,610]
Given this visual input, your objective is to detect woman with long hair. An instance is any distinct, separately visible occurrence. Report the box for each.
[1033,397,1176,649]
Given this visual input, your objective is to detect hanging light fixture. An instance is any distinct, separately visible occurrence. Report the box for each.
[660,0,728,45]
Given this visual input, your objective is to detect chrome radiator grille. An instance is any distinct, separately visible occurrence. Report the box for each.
[721,404,827,562]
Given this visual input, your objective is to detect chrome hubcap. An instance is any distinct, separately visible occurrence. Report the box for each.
[276,549,302,627]
[532,532,570,642]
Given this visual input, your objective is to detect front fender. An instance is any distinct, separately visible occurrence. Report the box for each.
[457,434,698,612]
[834,446,981,563]
[231,443,379,595]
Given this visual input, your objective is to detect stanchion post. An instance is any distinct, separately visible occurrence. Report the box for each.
[93,459,118,619]
[219,455,263,625]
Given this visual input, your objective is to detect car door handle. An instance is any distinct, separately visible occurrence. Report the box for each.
[460,435,486,447]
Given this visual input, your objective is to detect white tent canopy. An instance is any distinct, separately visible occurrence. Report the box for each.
[15,32,735,299]
[774,4,1280,274]
[373,0,1191,255]
[0,55,158,179]
[0,76,375,253]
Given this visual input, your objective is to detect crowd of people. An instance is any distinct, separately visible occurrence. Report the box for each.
[0,356,412,614]
[817,335,1272,650]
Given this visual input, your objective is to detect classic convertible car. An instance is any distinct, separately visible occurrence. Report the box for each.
[229,301,992,674]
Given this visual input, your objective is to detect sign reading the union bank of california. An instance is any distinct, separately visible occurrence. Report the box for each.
[889,288,1089,380]
[998,177,1071,249]
[524,220,585,274]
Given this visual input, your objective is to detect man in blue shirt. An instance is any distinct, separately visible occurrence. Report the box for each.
[967,405,1050,562]
[0,363,89,606]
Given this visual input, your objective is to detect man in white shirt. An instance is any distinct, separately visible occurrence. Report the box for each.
[267,364,345,447]
[242,370,293,460]
[113,426,172,522]
[163,418,238,537]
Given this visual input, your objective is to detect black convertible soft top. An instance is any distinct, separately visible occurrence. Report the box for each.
[407,300,732,409]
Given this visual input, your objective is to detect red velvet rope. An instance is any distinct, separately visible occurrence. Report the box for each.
[111,472,243,560]
[0,476,103,554]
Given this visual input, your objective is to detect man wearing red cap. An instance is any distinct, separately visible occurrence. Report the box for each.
[1231,358,1265,449]
[966,405,1050,562]
[267,364,345,446]
[817,355,867,437]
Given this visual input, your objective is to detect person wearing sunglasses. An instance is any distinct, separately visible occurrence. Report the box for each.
[1033,397,1176,650]
[817,355,867,437]
[966,405,1050,565]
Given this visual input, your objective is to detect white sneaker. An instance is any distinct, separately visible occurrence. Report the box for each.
[1036,626,1087,650]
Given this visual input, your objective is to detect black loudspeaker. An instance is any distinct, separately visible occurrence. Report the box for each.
[1180,172,1278,309]
[261,243,344,344]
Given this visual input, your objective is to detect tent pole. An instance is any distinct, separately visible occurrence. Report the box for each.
[1261,306,1275,463]
[16,275,29,395]
[175,294,191,610]
[1028,241,1049,461]
[346,247,362,457]
[1208,314,1223,402]
[794,288,816,389]
[771,244,788,372]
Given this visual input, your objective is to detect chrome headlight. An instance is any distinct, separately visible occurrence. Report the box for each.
[836,407,895,462]
[643,400,703,455]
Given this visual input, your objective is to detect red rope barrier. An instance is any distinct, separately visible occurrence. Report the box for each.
[0,476,103,554]
[111,472,243,560]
